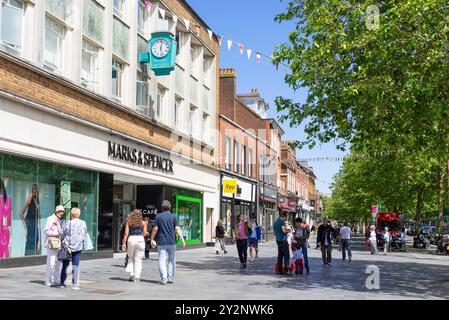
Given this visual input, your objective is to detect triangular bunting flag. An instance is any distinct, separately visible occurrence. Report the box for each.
[173,15,178,25]
[159,8,165,19]
[217,36,222,46]
[256,52,261,63]
[238,43,244,55]
[184,18,190,30]
[144,1,152,11]
[195,24,201,35]
[266,57,269,65]
[227,40,233,51]
[247,49,252,59]
[207,29,213,40]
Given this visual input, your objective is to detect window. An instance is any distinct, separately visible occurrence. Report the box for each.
[44,16,65,72]
[175,30,180,55]
[225,137,231,170]
[46,0,72,23]
[156,86,166,119]
[190,75,198,106]
[112,16,129,60]
[111,58,123,99]
[190,45,199,76]
[202,113,209,142]
[113,0,124,19]
[189,107,196,135]
[83,0,103,44]
[248,148,253,177]
[234,141,239,172]
[241,145,246,175]
[0,0,23,51]
[174,98,182,129]
[81,40,98,91]
[136,71,149,113]
[203,56,211,86]
[203,86,209,113]
[137,35,148,71]
[137,0,147,35]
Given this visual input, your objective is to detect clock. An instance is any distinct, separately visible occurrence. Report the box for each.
[151,39,170,58]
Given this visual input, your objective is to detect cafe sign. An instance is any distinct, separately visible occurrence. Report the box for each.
[108,141,174,173]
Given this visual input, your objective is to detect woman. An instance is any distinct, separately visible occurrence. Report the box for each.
[122,210,148,283]
[368,225,378,254]
[233,215,250,269]
[382,227,392,255]
[59,207,92,290]
[45,205,64,287]
[214,219,227,254]
[19,184,41,255]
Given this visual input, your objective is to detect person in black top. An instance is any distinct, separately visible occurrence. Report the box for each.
[214,219,227,254]
[317,219,337,266]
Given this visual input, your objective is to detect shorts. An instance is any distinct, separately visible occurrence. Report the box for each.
[248,238,258,248]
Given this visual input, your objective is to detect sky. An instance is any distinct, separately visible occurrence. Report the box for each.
[187,0,348,195]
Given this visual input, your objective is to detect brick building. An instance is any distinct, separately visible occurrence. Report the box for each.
[0,0,220,267]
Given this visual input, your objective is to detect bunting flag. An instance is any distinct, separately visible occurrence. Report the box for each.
[184,18,190,31]
[207,29,213,40]
[227,39,233,51]
[256,52,261,63]
[195,24,201,36]
[238,43,244,55]
[247,49,252,59]
[144,1,152,11]
[217,36,222,46]
[173,14,178,25]
[159,7,165,20]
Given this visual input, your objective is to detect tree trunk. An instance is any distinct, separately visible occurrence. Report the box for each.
[415,185,424,234]
[436,165,444,234]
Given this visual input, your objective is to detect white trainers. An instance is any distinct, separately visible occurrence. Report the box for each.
[71,286,80,290]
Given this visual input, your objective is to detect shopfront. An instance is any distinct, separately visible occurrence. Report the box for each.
[220,174,257,237]
[259,185,278,241]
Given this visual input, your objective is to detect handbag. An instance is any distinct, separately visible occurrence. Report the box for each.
[48,237,61,249]
[57,244,72,261]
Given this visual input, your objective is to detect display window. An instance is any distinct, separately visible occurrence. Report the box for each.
[175,195,202,245]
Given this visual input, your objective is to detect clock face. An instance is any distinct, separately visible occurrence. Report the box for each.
[151,39,170,58]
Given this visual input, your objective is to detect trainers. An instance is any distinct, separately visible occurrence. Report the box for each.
[348,257,352,262]
[240,263,244,269]
[128,276,135,282]
[224,251,228,254]
[168,279,174,284]
[243,263,247,269]
[71,286,80,290]
[250,257,254,262]
[45,282,53,287]
[327,263,332,267]
[57,284,66,289]
[161,281,167,285]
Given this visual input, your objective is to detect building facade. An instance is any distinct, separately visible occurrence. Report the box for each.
[0,0,220,267]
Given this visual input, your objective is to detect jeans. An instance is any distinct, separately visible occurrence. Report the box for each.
[276,240,290,273]
[236,239,248,264]
[60,250,82,287]
[298,242,310,272]
[126,235,145,278]
[321,245,332,264]
[341,239,352,259]
[215,238,226,252]
[46,248,61,285]
[158,244,176,283]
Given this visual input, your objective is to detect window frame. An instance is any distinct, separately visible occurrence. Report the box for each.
[0,0,24,52]
[234,140,239,173]
[111,57,123,100]
[43,15,66,72]
[225,136,231,170]
[81,39,99,91]
[241,145,246,176]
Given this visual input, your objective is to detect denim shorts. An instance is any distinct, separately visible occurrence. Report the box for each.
[248,238,258,248]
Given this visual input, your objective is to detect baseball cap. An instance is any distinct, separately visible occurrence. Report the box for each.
[55,205,65,212]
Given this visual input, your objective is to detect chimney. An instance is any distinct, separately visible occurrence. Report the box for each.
[219,68,236,78]
[251,88,259,94]
[219,68,237,121]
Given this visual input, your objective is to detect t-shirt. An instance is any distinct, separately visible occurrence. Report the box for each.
[249,222,258,239]
[369,231,377,241]
[237,222,248,240]
[294,226,309,244]
[324,230,330,246]
[383,232,391,242]
[340,226,352,240]
[154,211,179,246]
[274,218,287,242]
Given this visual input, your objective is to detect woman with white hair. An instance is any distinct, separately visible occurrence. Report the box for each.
[369,225,378,254]
[58,207,92,290]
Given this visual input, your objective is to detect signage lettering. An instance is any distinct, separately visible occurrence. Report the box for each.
[108,141,174,174]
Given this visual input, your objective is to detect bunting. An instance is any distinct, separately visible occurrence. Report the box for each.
[247,49,252,59]
[144,1,152,11]
[227,40,233,51]
[184,18,190,31]
[256,52,261,63]
[238,43,244,55]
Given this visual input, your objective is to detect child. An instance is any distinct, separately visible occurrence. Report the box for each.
[292,241,304,275]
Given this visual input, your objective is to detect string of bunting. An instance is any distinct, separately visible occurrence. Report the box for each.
[298,149,407,163]
[144,1,290,72]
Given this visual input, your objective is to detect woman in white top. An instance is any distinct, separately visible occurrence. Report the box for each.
[382,227,392,255]
[369,225,378,254]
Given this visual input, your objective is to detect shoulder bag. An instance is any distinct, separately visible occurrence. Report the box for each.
[58,220,72,261]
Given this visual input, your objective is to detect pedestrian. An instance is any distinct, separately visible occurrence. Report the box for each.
[122,209,149,283]
[317,219,336,266]
[150,200,186,285]
[248,216,260,262]
[291,242,303,274]
[293,217,310,274]
[44,205,64,287]
[143,216,151,260]
[340,222,352,262]
[368,225,378,254]
[58,207,93,290]
[214,219,227,254]
[120,223,128,267]
[233,214,250,269]
[382,227,392,255]
[273,212,290,275]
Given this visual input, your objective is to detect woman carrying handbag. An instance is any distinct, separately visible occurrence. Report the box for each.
[58,207,93,290]
[45,205,64,287]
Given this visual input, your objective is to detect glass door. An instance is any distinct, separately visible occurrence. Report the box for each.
[112,199,135,252]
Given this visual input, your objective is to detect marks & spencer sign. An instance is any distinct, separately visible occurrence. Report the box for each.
[108,141,174,174]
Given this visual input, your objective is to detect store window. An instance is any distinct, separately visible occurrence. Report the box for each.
[0,152,98,259]
[0,0,24,53]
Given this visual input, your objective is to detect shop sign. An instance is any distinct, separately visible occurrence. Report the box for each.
[108,141,174,173]
[223,179,237,194]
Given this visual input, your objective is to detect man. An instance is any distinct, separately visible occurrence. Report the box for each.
[273,212,290,275]
[248,216,260,262]
[150,200,186,285]
[340,222,352,262]
[44,205,64,287]
[317,219,336,266]
[293,217,310,274]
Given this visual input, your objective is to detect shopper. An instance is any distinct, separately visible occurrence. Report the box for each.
[293,217,310,274]
[317,219,336,266]
[59,207,93,290]
[382,227,392,255]
[44,205,64,287]
[122,210,149,283]
[150,200,186,285]
[233,214,250,269]
[340,222,352,262]
[248,216,259,262]
[368,225,378,254]
[291,242,303,274]
[215,219,227,254]
[273,212,290,275]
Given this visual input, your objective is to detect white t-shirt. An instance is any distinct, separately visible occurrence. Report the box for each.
[340,226,352,240]
[369,231,377,241]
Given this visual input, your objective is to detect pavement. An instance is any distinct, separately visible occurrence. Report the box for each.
[0,235,448,300]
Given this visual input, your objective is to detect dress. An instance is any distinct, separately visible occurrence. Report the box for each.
[25,199,39,255]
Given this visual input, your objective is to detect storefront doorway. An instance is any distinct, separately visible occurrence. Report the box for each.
[112,199,135,252]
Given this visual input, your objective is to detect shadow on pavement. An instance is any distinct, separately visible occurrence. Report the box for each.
[29,280,47,286]
[109,277,160,285]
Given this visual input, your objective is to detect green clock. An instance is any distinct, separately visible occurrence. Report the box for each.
[139,32,177,76]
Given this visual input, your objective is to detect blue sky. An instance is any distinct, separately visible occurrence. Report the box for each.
[187,0,347,194]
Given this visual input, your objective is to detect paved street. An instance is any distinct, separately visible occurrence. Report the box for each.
[0,236,448,300]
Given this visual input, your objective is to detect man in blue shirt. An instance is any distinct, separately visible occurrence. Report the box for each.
[273,212,290,275]
[150,200,186,285]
